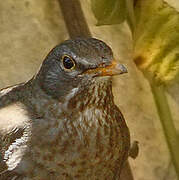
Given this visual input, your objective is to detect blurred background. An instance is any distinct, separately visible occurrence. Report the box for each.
[0,0,178,179]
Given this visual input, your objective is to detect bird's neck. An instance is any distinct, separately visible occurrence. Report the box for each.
[67,78,114,111]
[24,77,115,120]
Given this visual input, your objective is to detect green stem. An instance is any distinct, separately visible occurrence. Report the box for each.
[150,80,179,178]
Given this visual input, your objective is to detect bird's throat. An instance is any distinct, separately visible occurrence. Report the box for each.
[66,79,114,112]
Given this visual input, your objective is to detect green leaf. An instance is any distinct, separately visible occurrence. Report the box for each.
[133,0,179,84]
[91,0,127,25]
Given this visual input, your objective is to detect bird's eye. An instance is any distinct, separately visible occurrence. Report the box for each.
[62,55,75,70]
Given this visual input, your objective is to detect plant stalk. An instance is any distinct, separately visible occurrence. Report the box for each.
[150,80,179,178]
[58,0,91,38]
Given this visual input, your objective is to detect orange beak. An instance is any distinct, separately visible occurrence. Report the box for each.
[84,60,127,77]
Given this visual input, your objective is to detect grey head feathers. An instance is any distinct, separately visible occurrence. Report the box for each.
[36,38,114,99]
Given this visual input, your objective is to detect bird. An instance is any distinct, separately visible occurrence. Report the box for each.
[0,38,130,180]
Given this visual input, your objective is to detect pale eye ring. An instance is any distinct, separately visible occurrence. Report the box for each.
[62,55,76,70]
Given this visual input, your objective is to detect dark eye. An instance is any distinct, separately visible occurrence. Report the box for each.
[62,55,75,70]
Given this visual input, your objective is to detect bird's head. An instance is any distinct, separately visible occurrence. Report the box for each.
[36,38,127,100]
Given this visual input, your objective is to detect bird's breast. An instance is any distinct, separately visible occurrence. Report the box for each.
[26,106,129,179]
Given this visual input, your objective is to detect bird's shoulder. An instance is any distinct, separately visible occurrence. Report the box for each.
[0,83,31,175]
[0,83,23,94]
[0,83,25,105]
[0,83,29,134]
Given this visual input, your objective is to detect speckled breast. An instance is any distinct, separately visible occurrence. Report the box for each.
[25,105,130,180]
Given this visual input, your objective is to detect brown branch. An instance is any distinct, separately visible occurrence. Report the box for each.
[58,0,91,38]
[58,0,134,179]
